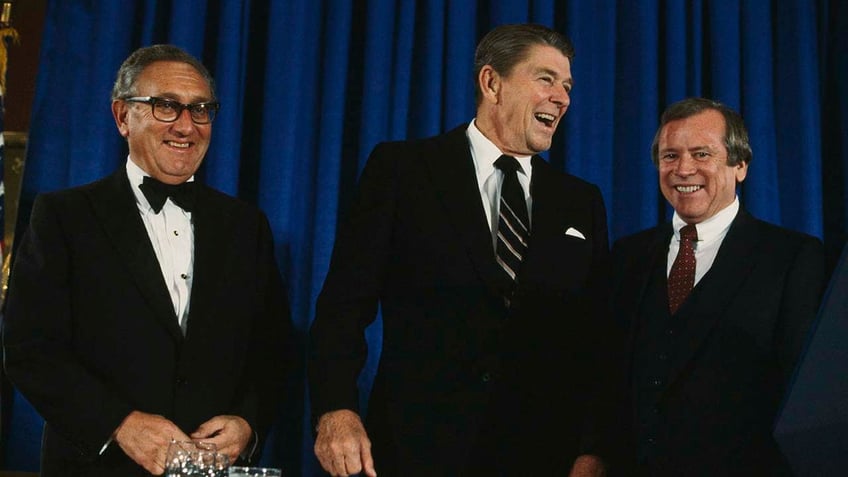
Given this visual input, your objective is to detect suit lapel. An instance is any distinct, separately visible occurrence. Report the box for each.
[522,156,586,274]
[87,168,183,341]
[664,210,760,390]
[425,126,508,295]
[623,225,673,364]
[524,156,557,256]
[184,187,232,334]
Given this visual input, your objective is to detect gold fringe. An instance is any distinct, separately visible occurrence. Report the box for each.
[0,26,20,96]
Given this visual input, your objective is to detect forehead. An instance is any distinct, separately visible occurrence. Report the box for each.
[659,109,726,148]
[135,60,212,100]
[515,44,571,77]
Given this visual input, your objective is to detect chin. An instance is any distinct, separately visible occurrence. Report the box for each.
[529,141,552,154]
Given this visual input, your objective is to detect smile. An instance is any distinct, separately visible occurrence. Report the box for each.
[166,141,190,149]
[535,112,556,127]
[675,185,703,193]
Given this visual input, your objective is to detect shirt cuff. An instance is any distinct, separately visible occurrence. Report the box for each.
[239,430,259,462]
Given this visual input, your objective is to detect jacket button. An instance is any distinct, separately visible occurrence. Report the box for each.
[481,372,492,383]
[176,377,188,386]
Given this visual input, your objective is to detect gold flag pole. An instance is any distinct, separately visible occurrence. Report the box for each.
[0,1,19,306]
[0,3,18,93]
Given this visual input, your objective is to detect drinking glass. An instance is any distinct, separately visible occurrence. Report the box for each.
[165,440,228,477]
[228,466,282,477]
[195,450,230,477]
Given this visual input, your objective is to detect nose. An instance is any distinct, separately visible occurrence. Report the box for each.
[551,83,570,108]
[171,107,196,133]
[674,154,697,176]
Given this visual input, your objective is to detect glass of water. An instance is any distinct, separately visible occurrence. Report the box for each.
[165,440,229,477]
[228,466,282,477]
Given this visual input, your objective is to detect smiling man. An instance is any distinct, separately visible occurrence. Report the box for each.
[2,45,295,476]
[309,24,617,476]
[612,97,825,476]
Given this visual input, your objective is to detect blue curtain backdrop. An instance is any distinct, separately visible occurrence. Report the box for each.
[2,0,846,475]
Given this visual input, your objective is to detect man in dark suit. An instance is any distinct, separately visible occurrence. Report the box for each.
[612,97,825,475]
[309,24,616,477]
[2,45,295,476]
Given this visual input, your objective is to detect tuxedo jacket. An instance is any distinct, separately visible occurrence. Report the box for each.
[612,209,825,476]
[2,168,295,476]
[309,125,618,475]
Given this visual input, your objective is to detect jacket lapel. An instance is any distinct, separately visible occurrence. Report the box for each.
[184,187,232,335]
[521,156,585,274]
[664,210,760,391]
[87,168,184,341]
[623,224,673,364]
[425,126,508,296]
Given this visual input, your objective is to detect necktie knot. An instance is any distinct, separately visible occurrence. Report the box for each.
[680,224,698,242]
[495,154,522,175]
[140,176,197,213]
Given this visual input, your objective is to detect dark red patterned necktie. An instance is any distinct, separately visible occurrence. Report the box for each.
[668,224,698,314]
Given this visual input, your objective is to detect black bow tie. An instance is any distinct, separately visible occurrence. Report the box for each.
[139,176,197,213]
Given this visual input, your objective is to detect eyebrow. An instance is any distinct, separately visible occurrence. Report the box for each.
[151,92,214,103]
[536,67,574,88]
[688,145,720,152]
[659,144,721,154]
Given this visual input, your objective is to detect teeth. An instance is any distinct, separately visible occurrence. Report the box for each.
[535,113,556,122]
[167,141,189,148]
[676,185,702,193]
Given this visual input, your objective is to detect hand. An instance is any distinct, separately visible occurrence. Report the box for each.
[114,410,191,475]
[191,415,253,464]
[314,409,376,477]
[569,454,607,477]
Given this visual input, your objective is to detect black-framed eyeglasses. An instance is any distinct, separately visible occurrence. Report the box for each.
[124,96,220,124]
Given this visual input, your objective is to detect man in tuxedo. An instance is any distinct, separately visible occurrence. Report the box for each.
[2,45,295,476]
[612,97,825,475]
[309,24,617,476]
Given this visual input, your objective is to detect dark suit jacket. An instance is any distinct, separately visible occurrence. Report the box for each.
[2,168,295,476]
[309,125,618,476]
[612,209,824,476]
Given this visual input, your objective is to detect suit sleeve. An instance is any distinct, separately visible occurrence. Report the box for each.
[776,235,826,385]
[308,143,398,426]
[2,194,134,458]
[229,211,297,460]
[579,185,628,465]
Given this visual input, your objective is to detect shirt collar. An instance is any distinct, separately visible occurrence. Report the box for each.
[672,196,739,243]
[466,120,533,182]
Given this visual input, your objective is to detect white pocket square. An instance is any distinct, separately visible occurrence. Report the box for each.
[564,227,586,240]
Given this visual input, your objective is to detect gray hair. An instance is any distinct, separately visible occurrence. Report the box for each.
[111,44,216,101]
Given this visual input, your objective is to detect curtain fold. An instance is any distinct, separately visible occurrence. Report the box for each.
[3,1,846,474]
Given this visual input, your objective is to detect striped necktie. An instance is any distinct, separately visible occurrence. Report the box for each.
[495,155,530,282]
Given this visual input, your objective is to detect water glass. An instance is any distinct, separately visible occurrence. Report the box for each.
[228,466,282,477]
[165,440,229,477]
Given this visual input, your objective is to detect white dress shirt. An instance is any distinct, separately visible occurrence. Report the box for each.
[466,120,533,249]
[126,158,195,333]
[667,197,740,286]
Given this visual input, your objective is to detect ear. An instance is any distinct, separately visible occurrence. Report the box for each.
[478,65,501,104]
[112,100,130,138]
[735,161,748,183]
